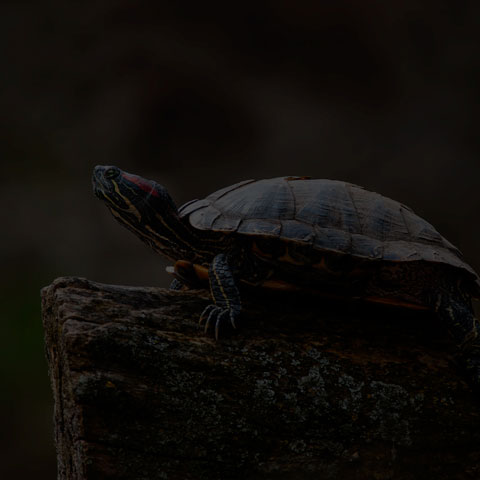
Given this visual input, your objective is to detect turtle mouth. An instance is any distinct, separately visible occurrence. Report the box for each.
[92,165,120,198]
[92,170,105,199]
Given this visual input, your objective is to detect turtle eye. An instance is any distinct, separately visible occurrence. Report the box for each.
[105,167,119,179]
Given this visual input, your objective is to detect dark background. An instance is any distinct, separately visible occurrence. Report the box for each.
[2,2,480,478]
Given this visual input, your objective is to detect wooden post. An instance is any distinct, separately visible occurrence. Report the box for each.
[42,277,480,480]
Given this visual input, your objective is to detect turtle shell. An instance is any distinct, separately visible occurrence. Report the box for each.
[179,177,479,289]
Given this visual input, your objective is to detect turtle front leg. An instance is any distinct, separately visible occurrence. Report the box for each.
[200,253,242,339]
[169,278,184,291]
[434,291,480,391]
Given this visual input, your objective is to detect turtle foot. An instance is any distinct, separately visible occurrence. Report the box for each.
[462,346,480,394]
[199,304,238,340]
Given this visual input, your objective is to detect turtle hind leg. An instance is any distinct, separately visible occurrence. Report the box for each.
[167,260,209,290]
[464,337,480,393]
[434,291,480,391]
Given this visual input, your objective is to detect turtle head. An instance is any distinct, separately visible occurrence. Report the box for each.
[92,165,188,260]
[93,165,176,214]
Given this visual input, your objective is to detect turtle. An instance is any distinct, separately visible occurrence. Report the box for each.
[92,165,480,389]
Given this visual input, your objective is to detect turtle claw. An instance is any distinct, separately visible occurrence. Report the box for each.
[199,304,216,325]
[199,304,238,339]
[203,307,219,334]
[215,311,230,340]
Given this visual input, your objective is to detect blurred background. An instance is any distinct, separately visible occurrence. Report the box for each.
[2,1,480,477]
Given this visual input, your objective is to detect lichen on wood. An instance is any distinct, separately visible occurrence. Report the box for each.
[42,277,480,479]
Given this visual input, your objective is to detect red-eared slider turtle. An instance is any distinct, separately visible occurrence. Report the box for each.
[92,166,480,388]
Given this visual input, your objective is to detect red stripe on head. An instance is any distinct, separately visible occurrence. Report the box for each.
[122,172,160,197]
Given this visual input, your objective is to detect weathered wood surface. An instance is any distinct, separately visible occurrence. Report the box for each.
[42,276,480,480]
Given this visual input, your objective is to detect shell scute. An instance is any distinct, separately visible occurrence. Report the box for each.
[350,234,383,259]
[178,198,209,217]
[238,219,282,236]
[293,180,360,232]
[313,226,352,253]
[188,207,222,229]
[280,220,316,243]
[206,179,256,202]
[211,178,295,220]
